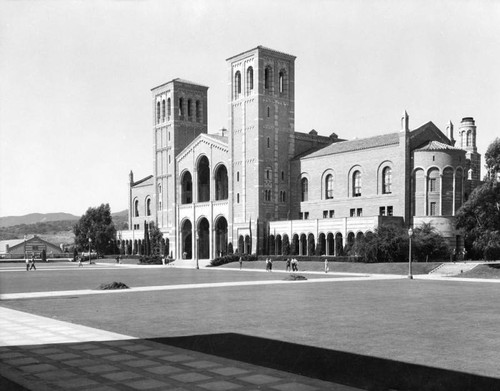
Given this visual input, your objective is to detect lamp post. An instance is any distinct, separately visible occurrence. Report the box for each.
[24,235,27,261]
[408,228,413,279]
[196,230,199,270]
[88,238,92,264]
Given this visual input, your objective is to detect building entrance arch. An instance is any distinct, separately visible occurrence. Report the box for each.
[197,218,210,259]
[181,220,192,259]
[214,216,228,257]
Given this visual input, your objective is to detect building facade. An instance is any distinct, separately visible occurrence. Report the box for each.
[118,46,481,262]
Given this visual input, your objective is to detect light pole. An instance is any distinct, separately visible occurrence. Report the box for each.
[408,228,413,279]
[24,235,27,260]
[88,238,92,264]
[196,230,199,270]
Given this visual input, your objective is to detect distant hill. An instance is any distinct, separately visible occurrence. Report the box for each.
[0,210,129,241]
[0,213,79,228]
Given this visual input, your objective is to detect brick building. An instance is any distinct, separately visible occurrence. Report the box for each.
[118,46,481,263]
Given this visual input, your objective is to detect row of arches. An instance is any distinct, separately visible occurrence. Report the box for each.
[265,231,371,256]
[233,65,289,99]
[155,97,203,124]
[116,238,170,256]
[181,157,228,204]
[133,197,152,217]
[301,166,393,202]
[180,216,228,259]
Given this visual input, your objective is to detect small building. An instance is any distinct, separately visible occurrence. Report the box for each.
[0,235,63,259]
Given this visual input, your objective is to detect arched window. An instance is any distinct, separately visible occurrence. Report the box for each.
[279,69,286,94]
[325,174,334,199]
[301,178,308,202]
[382,167,392,194]
[156,101,161,124]
[187,99,192,118]
[267,106,270,117]
[146,198,151,216]
[267,137,270,148]
[181,171,192,204]
[134,199,139,217]
[167,98,171,119]
[246,66,253,94]
[467,130,472,147]
[195,100,201,122]
[234,71,241,98]
[161,99,166,121]
[353,171,361,197]
[179,97,184,117]
[264,66,273,92]
[215,165,228,200]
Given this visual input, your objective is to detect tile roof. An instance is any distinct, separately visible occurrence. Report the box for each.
[415,140,462,151]
[302,132,400,159]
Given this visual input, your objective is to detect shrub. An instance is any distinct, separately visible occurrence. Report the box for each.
[139,255,162,265]
[210,253,257,267]
[98,281,129,290]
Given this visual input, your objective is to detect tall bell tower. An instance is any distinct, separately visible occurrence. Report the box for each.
[227,46,296,254]
[458,117,481,195]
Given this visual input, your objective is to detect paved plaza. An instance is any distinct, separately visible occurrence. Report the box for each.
[1,262,500,390]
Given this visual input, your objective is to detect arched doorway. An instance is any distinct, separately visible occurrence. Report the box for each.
[307,233,315,255]
[198,156,210,202]
[326,233,334,256]
[269,235,275,255]
[214,216,228,257]
[335,233,343,256]
[318,233,326,256]
[181,220,192,259]
[197,218,210,259]
[238,235,244,254]
[181,171,193,204]
[276,235,282,256]
[282,234,290,255]
[245,235,251,254]
[215,165,228,200]
[300,234,307,255]
[292,234,299,255]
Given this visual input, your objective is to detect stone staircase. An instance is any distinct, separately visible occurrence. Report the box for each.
[429,262,480,277]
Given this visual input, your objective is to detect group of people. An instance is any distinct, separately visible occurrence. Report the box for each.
[265,257,273,271]
[285,258,300,272]
[25,254,37,271]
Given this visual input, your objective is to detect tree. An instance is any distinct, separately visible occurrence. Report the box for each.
[456,179,500,259]
[149,223,163,256]
[485,137,500,180]
[412,222,449,262]
[73,204,116,255]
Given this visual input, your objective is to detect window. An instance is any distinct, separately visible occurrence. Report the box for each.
[234,71,241,98]
[301,178,308,202]
[237,171,240,182]
[281,171,285,181]
[323,210,328,218]
[266,169,271,180]
[161,99,166,121]
[168,155,171,164]
[387,206,393,216]
[187,99,192,118]
[156,101,161,124]
[382,167,392,194]
[134,200,139,217]
[179,97,184,117]
[237,193,240,203]
[430,202,437,216]
[299,212,303,219]
[329,210,335,218]
[357,208,363,217]
[264,66,272,91]
[167,98,171,119]
[304,212,309,220]
[267,107,270,117]
[281,191,286,202]
[353,171,361,197]
[146,198,151,216]
[380,206,386,216]
[279,69,286,94]
[195,100,201,122]
[467,130,472,146]
[429,178,437,192]
[246,66,253,94]
[350,208,355,217]
[325,174,334,199]
[267,137,270,148]
[168,131,170,141]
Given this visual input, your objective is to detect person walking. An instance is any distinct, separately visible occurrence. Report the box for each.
[25,256,30,272]
[269,258,273,271]
[286,258,291,272]
[78,256,83,267]
[239,256,243,270]
[29,254,36,271]
[324,258,329,273]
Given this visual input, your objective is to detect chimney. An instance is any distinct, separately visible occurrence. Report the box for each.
[219,127,227,137]
[446,121,454,145]
[401,111,409,132]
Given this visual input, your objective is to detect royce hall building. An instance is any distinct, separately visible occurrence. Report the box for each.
[118,46,481,264]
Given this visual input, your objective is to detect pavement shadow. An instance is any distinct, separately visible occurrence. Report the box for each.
[149,333,500,391]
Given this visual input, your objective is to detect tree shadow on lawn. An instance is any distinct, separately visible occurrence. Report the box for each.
[150,333,500,391]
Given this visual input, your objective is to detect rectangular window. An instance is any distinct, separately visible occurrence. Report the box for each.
[429,178,437,192]
[357,208,363,217]
[329,210,335,218]
[430,202,436,216]
[323,210,328,218]
[379,206,386,216]
[304,212,309,220]
[350,208,355,217]
[387,206,393,216]
[299,212,303,220]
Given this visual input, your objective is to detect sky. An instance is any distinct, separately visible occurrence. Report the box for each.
[1,0,499,218]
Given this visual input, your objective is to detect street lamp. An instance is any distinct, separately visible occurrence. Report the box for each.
[196,230,199,270]
[88,238,92,264]
[408,228,413,279]
[24,235,27,261]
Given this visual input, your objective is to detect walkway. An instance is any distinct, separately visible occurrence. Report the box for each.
[0,307,360,391]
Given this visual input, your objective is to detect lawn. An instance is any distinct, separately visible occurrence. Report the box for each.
[1,265,500,381]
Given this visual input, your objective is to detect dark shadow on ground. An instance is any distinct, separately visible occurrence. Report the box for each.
[149,333,500,391]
